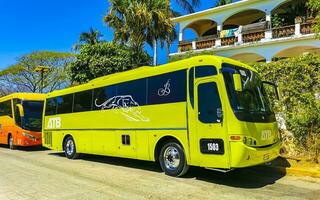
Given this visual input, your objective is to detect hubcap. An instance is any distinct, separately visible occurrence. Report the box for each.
[66,139,75,156]
[163,146,180,170]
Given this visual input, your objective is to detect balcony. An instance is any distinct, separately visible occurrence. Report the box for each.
[178,21,316,53]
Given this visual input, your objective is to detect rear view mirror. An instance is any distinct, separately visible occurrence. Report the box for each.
[233,74,243,92]
[16,104,24,117]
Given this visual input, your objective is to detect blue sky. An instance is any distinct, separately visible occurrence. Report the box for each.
[0,0,235,69]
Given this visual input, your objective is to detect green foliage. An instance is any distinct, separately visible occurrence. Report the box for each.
[0,51,75,94]
[169,50,215,63]
[307,0,320,38]
[68,42,151,84]
[104,0,176,65]
[252,54,320,159]
[73,27,104,50]
[215,0,233,7]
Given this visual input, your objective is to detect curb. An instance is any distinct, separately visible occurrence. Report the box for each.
[268,166,320,178]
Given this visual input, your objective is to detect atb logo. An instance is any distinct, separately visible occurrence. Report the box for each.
[261,130,272,141]
[157,79,171,96]
[48,117,61,129]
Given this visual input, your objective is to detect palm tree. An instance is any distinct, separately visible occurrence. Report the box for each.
[105,0,176,66]
[174,0,200,14]
[73,28,104,50]
[215,0,233,7]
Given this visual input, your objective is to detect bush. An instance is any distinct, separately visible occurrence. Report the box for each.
[252,54,320,162]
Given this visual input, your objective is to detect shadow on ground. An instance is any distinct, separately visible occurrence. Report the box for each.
[48,152,286,189]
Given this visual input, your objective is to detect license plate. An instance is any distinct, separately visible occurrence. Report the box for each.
[200,139,224,155]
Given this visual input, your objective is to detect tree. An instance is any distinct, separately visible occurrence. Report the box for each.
[73,27,104,50]
[68,43,151,84]
[252,54,320,161]
[215,0,233,7]
[307,0,320,38]
[104,0,176,66]
[174,0,200,14]
[0,51,75,93]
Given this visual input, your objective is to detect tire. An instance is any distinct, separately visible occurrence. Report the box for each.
[159,142,189,177]
[8,134,15,150]
[63,136,80,159]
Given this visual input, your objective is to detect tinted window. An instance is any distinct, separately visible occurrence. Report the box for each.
[198,82,222,123]
[117,79,147,106]
[0,100,12,117]
[45,98,57,116]
[56,94,73,114]
[196,66,217,78]
[189,68,194,108]
[148,70,187,105]
[93,85,117,110]
[73,90,93,112]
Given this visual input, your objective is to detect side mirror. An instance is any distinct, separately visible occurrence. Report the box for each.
[233,74,243,92]
[16,104,24,117]
[262,81,280,100]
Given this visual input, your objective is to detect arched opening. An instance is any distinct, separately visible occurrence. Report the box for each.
[271,0,309,28]
[221,9,266,46]
[272,46,320,61]
[184,19,218,38]
[230,53,266,63]
[223,9,266,30]
[271,0,315,38]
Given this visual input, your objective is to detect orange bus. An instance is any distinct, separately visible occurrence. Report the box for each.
[0,93,45,149]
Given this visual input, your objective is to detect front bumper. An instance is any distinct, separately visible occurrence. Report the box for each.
[230,141,280,168]
[17,136,42,147]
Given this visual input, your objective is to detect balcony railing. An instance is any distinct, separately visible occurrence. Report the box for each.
[272,25,295,39]
[196,35,217,49]
[243,31,265,43]
[301,22,315,34]
[178,21,315,53]
[221,36,237,46]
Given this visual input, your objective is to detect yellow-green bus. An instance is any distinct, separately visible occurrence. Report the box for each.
[42,56,280,177]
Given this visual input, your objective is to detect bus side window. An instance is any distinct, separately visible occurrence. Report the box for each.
[56,94,74,114]
[45,98,57,116]
[195,66,217,78]
[189,68,194,108]
[73,90,94,113]
[198,82,222,123]
[0,100,13,118]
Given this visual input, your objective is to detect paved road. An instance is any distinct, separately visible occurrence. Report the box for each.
[0,146,319,200]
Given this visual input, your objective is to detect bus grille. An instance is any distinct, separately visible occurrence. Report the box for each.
[44,132,52,147]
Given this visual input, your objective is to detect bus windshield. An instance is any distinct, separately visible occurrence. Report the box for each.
[21,101,44,132]
[222,63,275,122]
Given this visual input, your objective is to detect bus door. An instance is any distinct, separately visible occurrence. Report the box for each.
[195,77,229,168]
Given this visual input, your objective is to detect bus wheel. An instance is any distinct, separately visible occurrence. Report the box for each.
[8,135,15,150]
[64,136,80,159]
[159,142,189,177]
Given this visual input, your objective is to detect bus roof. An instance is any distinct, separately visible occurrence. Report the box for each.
[47,55,256,98]
[0,93,46,102]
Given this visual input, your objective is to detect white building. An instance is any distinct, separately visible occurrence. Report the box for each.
[171,0,320,62]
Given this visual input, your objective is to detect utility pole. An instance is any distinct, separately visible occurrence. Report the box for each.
[35,66,50,93]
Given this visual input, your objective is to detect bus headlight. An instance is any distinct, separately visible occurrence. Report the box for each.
[22,132,36,140]
[243,137,247,144]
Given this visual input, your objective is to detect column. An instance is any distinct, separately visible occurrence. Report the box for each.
[192,41,197,50]
[295,23,301,36]
[215,24,222,47]
[179,31,184,42]
[265,10,272,40]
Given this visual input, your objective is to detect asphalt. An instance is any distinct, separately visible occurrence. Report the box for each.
[0,145,319,200]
